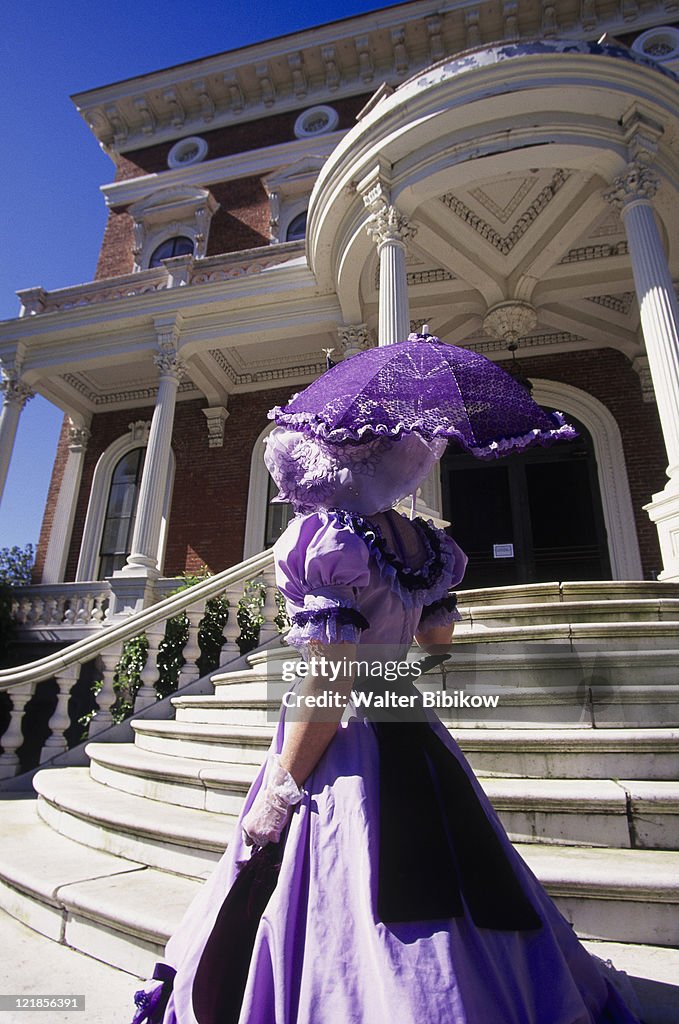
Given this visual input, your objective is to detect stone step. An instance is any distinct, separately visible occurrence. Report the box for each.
[456,581,679,607]
[131,719,273,763]
[33,769,230,879]
[0,799,199,977]
[2,798,678,969]
[87,742,257,816]
[455,726,679,779]
[458,598,679,628]
[518,843,679,947]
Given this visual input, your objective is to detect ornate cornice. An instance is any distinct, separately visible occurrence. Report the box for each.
[60,373,198,406]
[441,170,569,255]
[560,240,629,263]
[586,292,635,315]
[466,330,585,355]
[208,348,324,385]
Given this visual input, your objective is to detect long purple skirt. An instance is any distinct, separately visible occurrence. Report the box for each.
[160,704,639,1024]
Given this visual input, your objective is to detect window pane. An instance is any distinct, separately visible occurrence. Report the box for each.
[286,212,307,241]
[98,447,146,578]
[149,235,194,267]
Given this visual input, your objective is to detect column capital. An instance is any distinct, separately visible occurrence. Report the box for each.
[603,158,660,211]
[153,315,186,381]
[337,323,371,357]
[67,420,91,451]
[0,364,34,409]
[364,200,417,247]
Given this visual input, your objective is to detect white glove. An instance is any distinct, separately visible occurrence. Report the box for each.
[242,756,304,847]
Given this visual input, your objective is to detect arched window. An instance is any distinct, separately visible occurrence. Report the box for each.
[149,235,194,268]
[286,211,307,242]
[98,447,146,579]
[265,474,293,547]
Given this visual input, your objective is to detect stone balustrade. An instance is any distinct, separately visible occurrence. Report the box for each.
[15,241,305,316]
[0,550,280,779]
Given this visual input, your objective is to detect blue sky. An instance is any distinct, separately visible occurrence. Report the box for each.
[0,0,404,551]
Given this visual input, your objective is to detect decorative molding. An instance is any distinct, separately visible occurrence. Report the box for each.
[202,405,229,447]
[560,240,629,263]
[469,177,535,225]
[68,423,91,450]
[208,348,324,386]
[154,315,186,382]
[60,373,197,407]
[129,185,219,270]
[586,292,635,315]
[441,170,569,255]
[483,301,538,343]
[466,330,585,354]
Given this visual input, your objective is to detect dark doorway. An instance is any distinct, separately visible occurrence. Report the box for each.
[441,413,611,589]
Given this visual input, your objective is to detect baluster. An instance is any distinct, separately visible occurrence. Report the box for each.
[178,601,206,686]
[134,624,164,712]
[90,640,124,735]
[75,594,91,625]
[63,599,75,625]
[54,594,66,624]
[258,572,280,644]
[0,684,34,779]
[40,664,79,761]
[219,590,241,664]
[33,596,47,626]
[43,595,59,625]
[90,595,106,626]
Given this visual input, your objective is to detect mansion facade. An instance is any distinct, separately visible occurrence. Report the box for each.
[3,0,679,619]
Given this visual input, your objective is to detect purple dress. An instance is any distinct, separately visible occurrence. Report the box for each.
[154,509,639,1024]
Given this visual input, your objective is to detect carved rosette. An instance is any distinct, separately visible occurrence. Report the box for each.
[604,160,660,211]
[483,301,538,344]
[337,323,371,357]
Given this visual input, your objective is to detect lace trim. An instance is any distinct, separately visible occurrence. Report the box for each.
[419,594,462,628]
[290,607,370,632]
[268,407,577,458]
[319,509,460,610]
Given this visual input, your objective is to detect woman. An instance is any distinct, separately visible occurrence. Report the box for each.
[133,422,641,1024]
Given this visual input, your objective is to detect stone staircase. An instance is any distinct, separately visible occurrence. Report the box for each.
[1,582,678,981]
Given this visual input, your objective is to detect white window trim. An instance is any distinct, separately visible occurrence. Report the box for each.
[243,423,277,559]
[76,423,175,582]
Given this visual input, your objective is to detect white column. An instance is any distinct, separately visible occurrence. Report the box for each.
[605,153,679,579]
[363,182,416,347]
[124,318,184,577]
[42,420,91,584]
[0,370,33,506]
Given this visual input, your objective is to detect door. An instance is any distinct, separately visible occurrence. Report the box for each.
[441,413,611,589]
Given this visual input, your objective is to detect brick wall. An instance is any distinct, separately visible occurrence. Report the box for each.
[35,348,668,584]
[53,386,293,581]
[94,94,370,280]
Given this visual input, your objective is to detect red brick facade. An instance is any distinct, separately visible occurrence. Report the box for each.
[59,385,293,581]
[35,347,667,585]
[94,95,371,281]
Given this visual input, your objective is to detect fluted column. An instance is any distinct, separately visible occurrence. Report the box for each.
[0,366,33,506]
[42,420,91,584]
[363,182,416,346]
[124,316,185,577]
[605,117,679,579]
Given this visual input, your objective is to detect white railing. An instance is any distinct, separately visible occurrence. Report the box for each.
[16,241,305,316]
[11,582,113,631]
[0,548,277,779]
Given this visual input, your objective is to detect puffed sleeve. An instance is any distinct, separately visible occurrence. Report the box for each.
[417,527,468,631]
[273,512,372,650]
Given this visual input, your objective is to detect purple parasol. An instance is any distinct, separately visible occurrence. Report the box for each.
[270,332,576,459]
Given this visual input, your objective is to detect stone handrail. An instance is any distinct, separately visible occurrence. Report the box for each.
[16,241,305,315]
[0,548,277,778]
